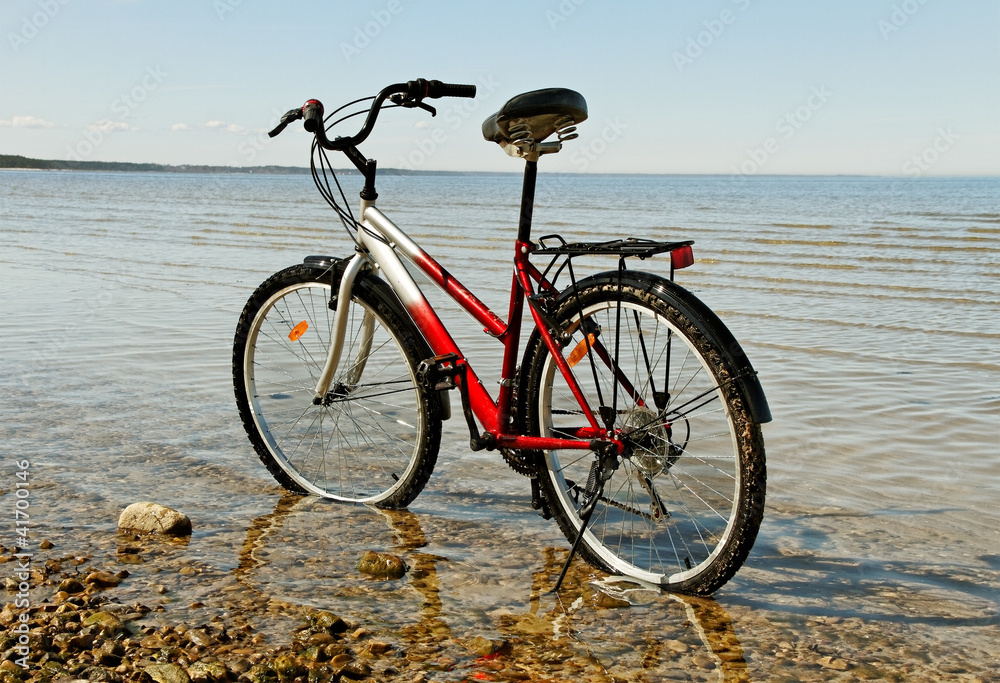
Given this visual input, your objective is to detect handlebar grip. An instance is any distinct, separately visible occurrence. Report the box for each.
[426,80,476,99]
[302,99,325,133]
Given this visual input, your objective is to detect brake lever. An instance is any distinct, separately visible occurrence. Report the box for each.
[268,108,304,138]
[389,94,436,117]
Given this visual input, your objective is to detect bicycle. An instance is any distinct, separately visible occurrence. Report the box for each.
[233,79,770,595]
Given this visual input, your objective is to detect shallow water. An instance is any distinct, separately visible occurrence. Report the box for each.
[1,169,998,679]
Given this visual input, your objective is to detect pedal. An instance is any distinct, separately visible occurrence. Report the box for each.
[416,353,462,391]
[417,353,494,452]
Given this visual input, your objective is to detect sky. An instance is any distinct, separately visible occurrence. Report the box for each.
[1,0,998,175]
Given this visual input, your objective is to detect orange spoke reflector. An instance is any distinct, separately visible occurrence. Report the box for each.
[567,333,597,367]
[288,320,309,341]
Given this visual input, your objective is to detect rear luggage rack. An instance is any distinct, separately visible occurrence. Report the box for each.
[533,235,693,260]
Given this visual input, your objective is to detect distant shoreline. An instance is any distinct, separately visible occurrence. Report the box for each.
[0,153,473,176]
[2,154,995,178]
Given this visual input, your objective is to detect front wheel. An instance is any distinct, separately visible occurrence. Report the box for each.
[522,273,766,594]
[233,262,442,508]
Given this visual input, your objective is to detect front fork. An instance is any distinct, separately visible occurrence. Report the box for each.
[312,252,370,404]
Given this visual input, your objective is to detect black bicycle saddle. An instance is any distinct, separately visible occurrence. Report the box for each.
[482,88,588,146]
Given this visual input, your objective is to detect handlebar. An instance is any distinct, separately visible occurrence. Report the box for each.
[268,79,477,151]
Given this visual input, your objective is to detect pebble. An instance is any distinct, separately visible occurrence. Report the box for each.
[356,549,408,579]
[7,511,992,683]
[118,501,193,536]
[144,663,191,683]
[818,655,850,671]
[85,570,124,588]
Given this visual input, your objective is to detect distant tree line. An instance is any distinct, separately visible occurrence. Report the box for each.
[0,154,469,175]
[0,154,314,174]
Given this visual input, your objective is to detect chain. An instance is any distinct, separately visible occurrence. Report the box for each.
[596,494,655,521]
[570,483,656,521]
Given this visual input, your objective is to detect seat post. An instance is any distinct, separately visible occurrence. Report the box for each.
[517,160,538,243]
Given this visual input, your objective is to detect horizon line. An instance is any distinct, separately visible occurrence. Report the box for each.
[1,153,997,179]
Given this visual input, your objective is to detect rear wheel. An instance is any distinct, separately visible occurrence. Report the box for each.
[233,262,441,508]
[522,274,766,594]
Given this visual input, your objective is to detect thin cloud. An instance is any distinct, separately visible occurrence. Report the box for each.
[0,115,55,129]
[87,120,136,133]
[172,121,258,135]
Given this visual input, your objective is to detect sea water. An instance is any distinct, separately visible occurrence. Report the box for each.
[1,169,997,678]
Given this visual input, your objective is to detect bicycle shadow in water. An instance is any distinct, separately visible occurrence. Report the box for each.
[234,492,753,681]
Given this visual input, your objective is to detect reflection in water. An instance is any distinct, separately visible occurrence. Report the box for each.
[377,508,453,653]
[670,594,750,682]
[234,493,752,681]
[235,492,301,584]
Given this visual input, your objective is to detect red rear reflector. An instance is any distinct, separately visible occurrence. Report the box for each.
[671,245,694,270]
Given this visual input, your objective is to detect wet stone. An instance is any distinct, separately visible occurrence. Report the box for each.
[594,592,631,609]
[85,570,124,588]
[367,640,393,656]
[691,654,716,670]
[243,664,277,683]
[144,663,191,683]
[464,636,505,657]
[356,550,408,579]
[310,610,349,634]
[338,660,373,680]
[118,502,192,537]
[97,639,125,666]
[271,653,304,678]
[81,665,118,682]
[187,628,217,647]
[187,658,229,683]
[664,639,689,654]
[58,578,86,594]
[329,653,354,667]
[299,645,329,662]
[306,632,336,646]
[818,655,850,671]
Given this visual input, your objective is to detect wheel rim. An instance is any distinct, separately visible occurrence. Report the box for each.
[244,281,425,502]
[539,299,743,585]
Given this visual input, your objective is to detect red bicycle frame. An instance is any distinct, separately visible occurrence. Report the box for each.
[314,161,617,455]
